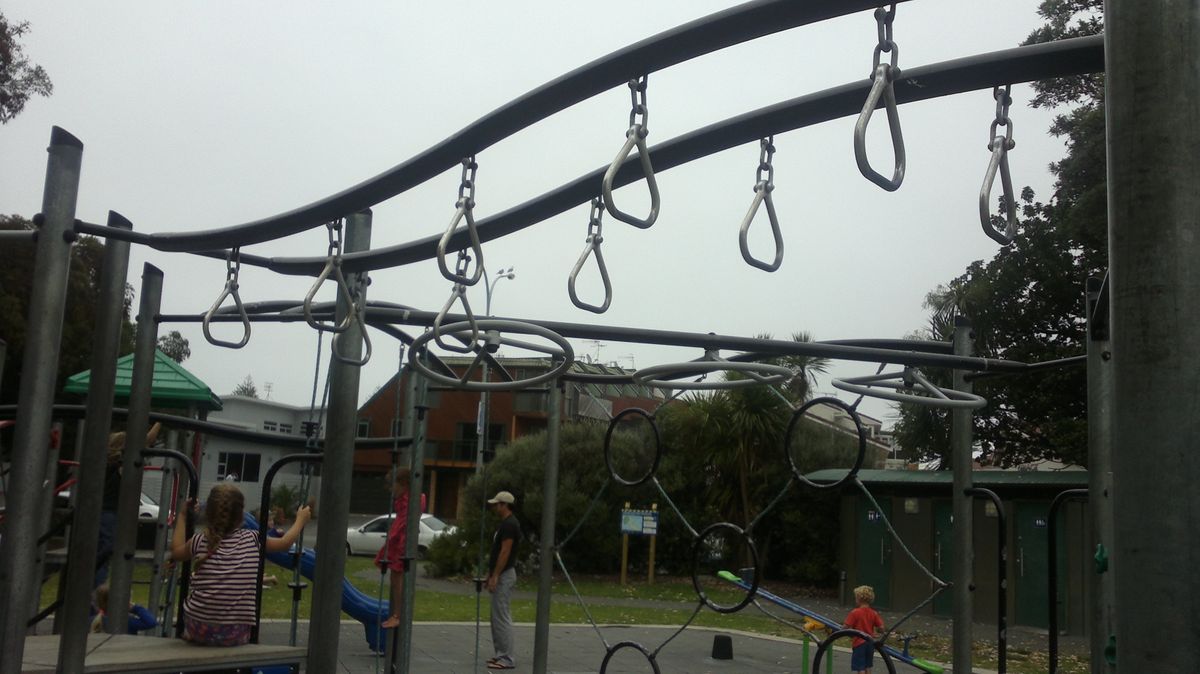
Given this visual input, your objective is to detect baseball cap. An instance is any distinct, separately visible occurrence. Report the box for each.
[487,491,515,505]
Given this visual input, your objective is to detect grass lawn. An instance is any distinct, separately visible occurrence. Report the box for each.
[42,558,1088,674]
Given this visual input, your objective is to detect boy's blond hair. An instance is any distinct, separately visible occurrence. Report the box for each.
[853,585,876,604]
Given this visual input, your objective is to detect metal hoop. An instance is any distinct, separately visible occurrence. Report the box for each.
[568,197,613,313]
[784,396,868,490]
[690,522,760,614]
[854,63,906,192]
[202,250,251,349]
[604,408,661,486]
[832,368,987,409]
[633,360,792,391]
[812,629,898,674]
[408,319,574,391]
[598,641,661,674]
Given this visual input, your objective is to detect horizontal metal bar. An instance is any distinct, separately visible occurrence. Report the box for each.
[0,405,411,450]
[0,230,37,243]
[86,0,902,253]
[185,306,1030,372]
[963,354,1086,381]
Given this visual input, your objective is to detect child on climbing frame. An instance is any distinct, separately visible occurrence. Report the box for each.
[376,467,426,629]
[843,585,885,674]
[90,582,157,634]
[171,482,311,645]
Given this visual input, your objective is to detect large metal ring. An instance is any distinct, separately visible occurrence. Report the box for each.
[784,396,868,490]
[832,369,986,409]
[604,408,661,486]
[812,629,897,674]
[408,319,573,391]
[598,641,661,674]
[691,522,759,614]
[633,360,792,391]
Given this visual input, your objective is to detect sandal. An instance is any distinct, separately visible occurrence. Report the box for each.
[487,662,514,670]
[380,615,401,629]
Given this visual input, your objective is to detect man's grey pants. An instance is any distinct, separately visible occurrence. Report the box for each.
[490,568,517,666]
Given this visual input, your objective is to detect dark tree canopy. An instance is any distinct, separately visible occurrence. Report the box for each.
[157,330,191,363]
[0,215,135,405]
[232,375,258,398]
[893,0,1104,468]
[0,12,52,124]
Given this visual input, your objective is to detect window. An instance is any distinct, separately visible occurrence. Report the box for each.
[217,452,261,482]
[278,423,293,435]
[391,418,404,437]
[363,517,393,533]
[263,421,278,432]
[357,419,371,438]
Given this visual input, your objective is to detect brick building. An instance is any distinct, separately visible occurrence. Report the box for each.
[353,358,667,520]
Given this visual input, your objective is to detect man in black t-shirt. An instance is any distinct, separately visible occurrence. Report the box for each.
[485,491,520,670]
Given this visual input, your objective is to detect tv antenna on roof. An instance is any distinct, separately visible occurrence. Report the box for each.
[585,340,606,363]
[263,382,273,400]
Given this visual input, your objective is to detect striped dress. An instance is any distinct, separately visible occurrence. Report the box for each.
[185,528,261,626]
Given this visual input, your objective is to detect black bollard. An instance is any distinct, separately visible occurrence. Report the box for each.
[711,634,733,660]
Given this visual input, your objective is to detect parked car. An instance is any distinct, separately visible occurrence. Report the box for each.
[57,489,160,520]
[345,513,455,558]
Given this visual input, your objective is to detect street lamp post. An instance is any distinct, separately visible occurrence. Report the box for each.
[475,266,515,473]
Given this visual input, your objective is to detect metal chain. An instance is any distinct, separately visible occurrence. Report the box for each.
[989,84,1015,150]
[326,218,343,258]
[755,136,776,188]
[587,197,604,242]
[457,156,478,208]
[455,249,472,280]
[225,248,241,290]
[627,75,649,137]
[871,3,899,76]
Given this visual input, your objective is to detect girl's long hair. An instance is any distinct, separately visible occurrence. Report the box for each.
[195,483,245,570]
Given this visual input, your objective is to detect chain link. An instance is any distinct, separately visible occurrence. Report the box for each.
[871,3,899,75]
[326,219,343,258]
[457,156,478,208]
[755,136,776,188]
[587,196,604,242]
[454,249,472,278]
[225,248,241,288]
[627,75,649,137]
[989,84,1015,149]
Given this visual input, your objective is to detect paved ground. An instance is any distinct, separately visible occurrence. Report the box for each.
[258,620,854,674]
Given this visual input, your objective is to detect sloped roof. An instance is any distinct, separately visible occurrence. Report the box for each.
[64,350,222,411]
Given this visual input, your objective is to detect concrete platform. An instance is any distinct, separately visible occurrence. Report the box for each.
[20,633,304,673]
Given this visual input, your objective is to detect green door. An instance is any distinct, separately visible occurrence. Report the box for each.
[856,497,892,609]
[1015,501,1066,629]
[932,500,953,616]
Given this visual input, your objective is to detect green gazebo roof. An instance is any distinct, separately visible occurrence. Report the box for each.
[64,350,222,411]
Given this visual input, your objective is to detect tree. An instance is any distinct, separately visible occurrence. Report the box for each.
[0,12,53,123]
[893,0,1104,468]
[0,215,135,405]
[232,375,258,398]
[157,330,191,363]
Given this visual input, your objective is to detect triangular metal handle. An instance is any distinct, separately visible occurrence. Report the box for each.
[602,127,660,229]
[854,64,906,192]
[738,183,784,272]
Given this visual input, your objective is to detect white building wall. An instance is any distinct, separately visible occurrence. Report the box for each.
[196,396,325,514]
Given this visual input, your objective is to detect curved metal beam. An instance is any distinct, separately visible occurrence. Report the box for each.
[99,0,905,253]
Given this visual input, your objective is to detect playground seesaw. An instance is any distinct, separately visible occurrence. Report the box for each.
[717,570,943,674]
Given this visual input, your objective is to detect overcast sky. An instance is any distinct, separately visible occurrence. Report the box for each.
[0,1,1063,426]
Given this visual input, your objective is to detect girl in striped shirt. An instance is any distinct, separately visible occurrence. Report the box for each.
[171,483,311,646]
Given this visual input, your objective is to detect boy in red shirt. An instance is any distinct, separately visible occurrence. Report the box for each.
[844,585,884,673]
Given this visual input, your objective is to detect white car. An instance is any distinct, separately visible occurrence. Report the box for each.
[345,513,455,558]
[57,489,160,520]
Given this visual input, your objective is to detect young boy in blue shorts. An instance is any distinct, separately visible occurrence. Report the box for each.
[843,585,884,673]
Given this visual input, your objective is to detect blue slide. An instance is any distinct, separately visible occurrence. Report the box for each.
[717,571,942,673]
[245,515,390,652]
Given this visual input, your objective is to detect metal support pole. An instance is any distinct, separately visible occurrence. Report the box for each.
[0,126,83,674]
[107,263,163,633]
[146,427,180,632]
[57,212,132,671]
[532,379,563,674]
[394,363,429,674]
[1105,1,1200,670]
[1084,276,1115,671]
[30,421,63,634]
[307,210,371,673]
[951,316,975,673]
